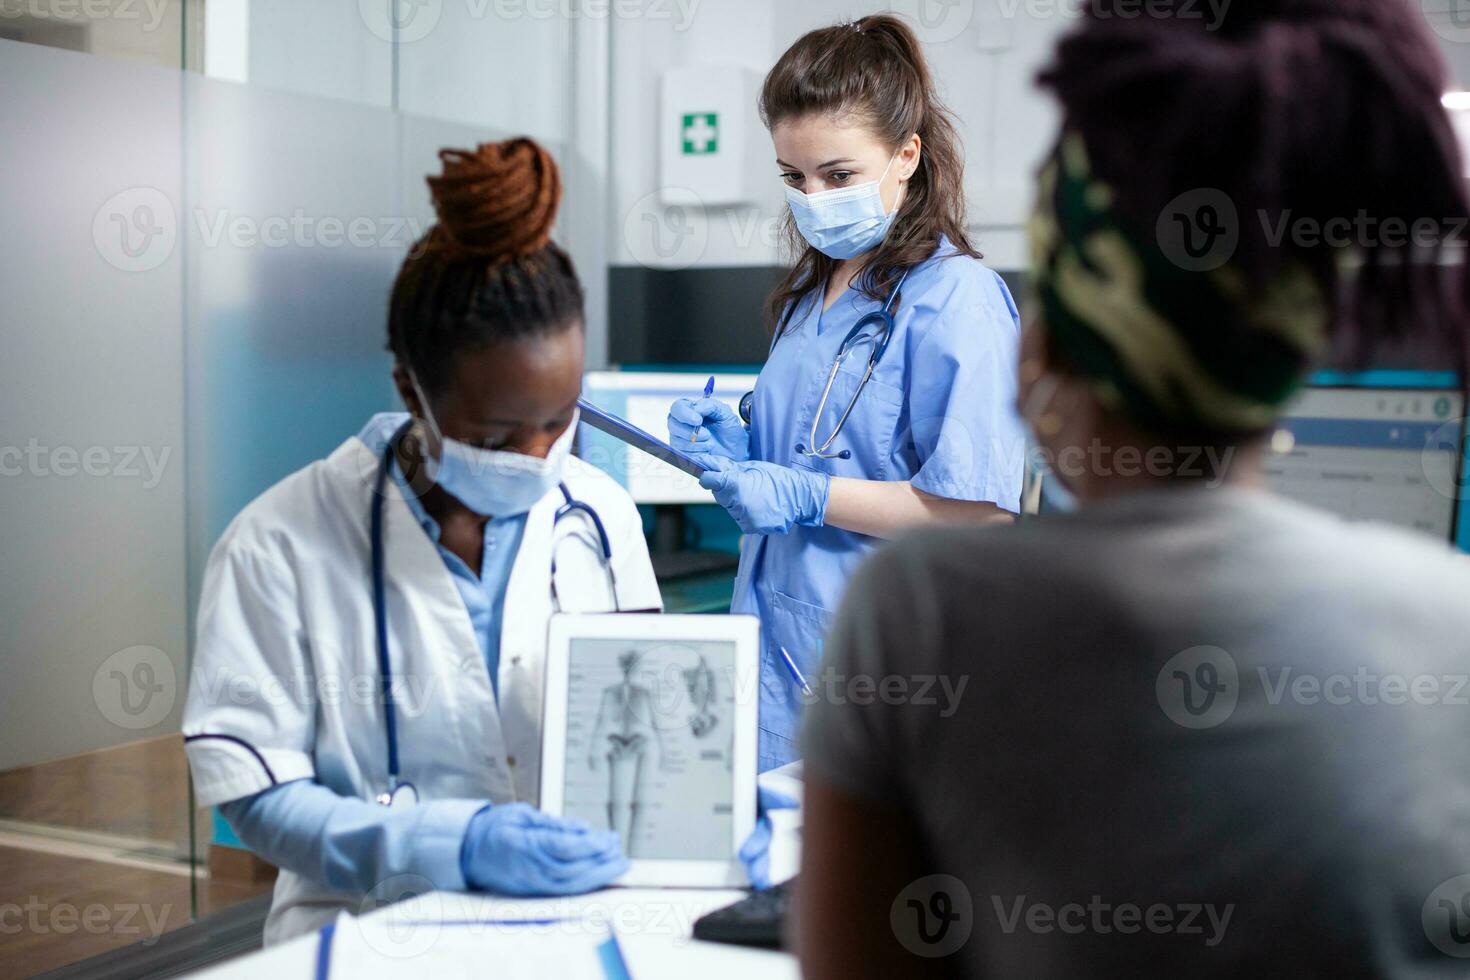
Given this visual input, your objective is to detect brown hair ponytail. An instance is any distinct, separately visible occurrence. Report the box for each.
[759,14,977,334]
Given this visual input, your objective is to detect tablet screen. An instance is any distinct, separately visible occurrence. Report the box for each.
[561,637,738,860]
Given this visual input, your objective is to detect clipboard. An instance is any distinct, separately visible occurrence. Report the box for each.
[577,398,709,478]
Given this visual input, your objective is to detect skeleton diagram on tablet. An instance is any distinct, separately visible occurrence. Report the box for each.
[563,638,737,859]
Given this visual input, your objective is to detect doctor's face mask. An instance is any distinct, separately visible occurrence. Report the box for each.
[408,371,575,517]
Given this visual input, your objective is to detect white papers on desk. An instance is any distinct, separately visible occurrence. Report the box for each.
[319,911,630,980]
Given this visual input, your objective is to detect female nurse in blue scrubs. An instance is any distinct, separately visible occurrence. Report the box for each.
[668,15,1026,770]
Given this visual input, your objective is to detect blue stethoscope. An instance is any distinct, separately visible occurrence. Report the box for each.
[740,268,910,460]
[369,419,618,807]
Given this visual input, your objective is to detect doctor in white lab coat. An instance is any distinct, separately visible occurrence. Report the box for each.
[183,139,662,942]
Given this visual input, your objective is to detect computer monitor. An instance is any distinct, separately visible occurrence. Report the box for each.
[579,370,760,505]
[1268,385,1466,545]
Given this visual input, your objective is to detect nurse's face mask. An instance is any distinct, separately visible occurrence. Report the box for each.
[785,153,899,260]
[408,372,575,517]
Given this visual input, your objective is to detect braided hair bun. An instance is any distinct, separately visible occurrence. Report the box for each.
[424,138,563,264]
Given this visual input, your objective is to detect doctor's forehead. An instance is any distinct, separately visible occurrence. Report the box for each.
[771,113,888,169]
[440,326,584,425]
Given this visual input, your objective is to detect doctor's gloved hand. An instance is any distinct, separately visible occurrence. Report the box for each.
[460,803,627,896]
[697,457,829,536]
[668,398,749,462]
[739,786,800,890]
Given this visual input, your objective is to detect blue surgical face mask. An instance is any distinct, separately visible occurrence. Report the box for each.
[785,154,899,260]
[410,373,575,517]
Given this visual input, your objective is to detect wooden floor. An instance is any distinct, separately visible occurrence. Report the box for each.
[0,735,275,979]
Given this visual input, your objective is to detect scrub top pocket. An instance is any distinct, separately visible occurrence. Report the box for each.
[758,586,834,748]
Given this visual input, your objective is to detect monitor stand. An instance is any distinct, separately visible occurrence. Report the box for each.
[648,504,740,581]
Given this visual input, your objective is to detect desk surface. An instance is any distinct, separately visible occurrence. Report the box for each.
[191,766,804,979]
[189,888,797,980]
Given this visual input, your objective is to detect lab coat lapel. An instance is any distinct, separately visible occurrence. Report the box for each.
[495,490,559,802]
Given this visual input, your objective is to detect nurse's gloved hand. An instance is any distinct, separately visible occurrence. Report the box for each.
[697,457,829,535]
[739,786,800,890]
[668,398,749,461]
[460,802,627,896]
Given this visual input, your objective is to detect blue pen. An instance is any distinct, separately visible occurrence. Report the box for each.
[777,646,814,697]
[690,374,716,444]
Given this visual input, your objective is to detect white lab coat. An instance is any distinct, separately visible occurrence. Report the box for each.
[182,430,661,941]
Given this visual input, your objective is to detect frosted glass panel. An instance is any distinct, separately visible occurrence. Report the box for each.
[1,31,569,972]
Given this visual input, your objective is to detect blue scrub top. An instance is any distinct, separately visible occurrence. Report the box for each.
[735,237,1026,769]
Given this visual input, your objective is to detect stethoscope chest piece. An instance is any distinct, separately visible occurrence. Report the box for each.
[377,781,419,809]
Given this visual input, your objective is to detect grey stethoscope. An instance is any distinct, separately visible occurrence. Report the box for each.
[740,268,910,460]
[369,419,619,807]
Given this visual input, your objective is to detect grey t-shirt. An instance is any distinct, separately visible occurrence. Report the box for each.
[805,486,1470,977]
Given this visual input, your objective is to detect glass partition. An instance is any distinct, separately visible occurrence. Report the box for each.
[0,3,576,974]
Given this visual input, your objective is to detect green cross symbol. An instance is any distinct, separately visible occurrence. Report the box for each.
[681,112,718,155]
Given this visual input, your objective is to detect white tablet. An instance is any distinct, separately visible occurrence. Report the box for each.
[540,613,760,888]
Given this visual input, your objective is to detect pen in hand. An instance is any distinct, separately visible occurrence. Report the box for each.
[691,375,715,445]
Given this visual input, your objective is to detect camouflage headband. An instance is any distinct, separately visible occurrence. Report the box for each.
[1028,133,1330,437]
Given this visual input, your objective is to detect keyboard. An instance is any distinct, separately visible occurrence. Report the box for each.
[691,878,795,949]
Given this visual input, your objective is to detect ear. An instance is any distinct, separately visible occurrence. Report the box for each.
[898,132,922,182]
[391,363,424,419]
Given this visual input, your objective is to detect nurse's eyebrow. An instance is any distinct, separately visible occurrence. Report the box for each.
[774,157,858,171]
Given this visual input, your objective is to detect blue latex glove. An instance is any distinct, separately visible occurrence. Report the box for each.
[460,803,628,896]
[739,786,800,890]
[697,456,830,535]
[668,397,750,461]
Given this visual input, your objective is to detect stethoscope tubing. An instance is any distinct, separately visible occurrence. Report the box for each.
[370,419,616,802]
